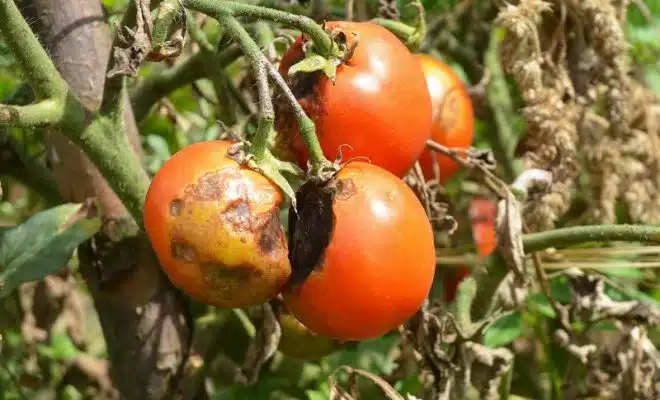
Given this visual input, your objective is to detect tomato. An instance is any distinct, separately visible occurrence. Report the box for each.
[143,140,291,308]
[416,54,474,183]
[283,162,436,341]
[275,21,432,178]
[278,309,345,360]
[444,197,497,302]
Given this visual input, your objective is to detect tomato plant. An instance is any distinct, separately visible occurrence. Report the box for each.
[416,54,475,183]
[283,162,436,341]
[143,140,291,308]
[275,21,433,178]
[444,197,497,302]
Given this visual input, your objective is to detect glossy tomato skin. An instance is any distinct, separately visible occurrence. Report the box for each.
[444,197,497,302]
[143,140,291,308]
[283,162,436,341]
[416,54,474,183]
[276,21,433,178]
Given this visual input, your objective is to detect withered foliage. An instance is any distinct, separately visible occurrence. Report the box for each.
[494,0,660,229]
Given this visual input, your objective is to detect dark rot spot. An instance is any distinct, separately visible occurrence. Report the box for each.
[169,199,183,216]
[184,169,241,201]
[285,179,336,292]
[258,211,284,255]
[222,198,252,231]
[334,178,357,201]
[201,261,254,282]
[171,239,198,263]
[288,71,321,100]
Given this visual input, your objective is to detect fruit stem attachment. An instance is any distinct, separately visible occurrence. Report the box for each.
[216,13,273,161]
[262,56,331,170]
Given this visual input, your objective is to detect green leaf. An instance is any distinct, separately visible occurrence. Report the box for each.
[288,54,338,83]
[483,312,524,348]
[0,202,102,298]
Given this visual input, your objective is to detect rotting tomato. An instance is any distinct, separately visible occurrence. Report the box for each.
[275,21,433,178]
[416,54,474,183]
[444,197,497,302]
[282,162,436,341]
[143,140,291,308]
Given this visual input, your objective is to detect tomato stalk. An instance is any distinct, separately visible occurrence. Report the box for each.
[184,0,338,57]
[262,58,330,170]
[371,2,426,51]
[216,14,274,161]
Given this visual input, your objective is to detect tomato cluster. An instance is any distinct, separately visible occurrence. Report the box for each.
[143,20,478,345]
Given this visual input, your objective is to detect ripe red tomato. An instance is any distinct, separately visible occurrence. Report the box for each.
[143,140,291,308]
[444,197,497,302]
[275,21,432,178]
[416,54,474,183]
[283,162,436,341]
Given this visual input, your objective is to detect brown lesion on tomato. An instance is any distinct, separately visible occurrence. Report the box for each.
[221,198,253,231]
[169,198,183,217]
[184,168,241,201]
[199,261,268,302]
[171,238,198,263]
[333,178,357,201]
[257,210,286,256]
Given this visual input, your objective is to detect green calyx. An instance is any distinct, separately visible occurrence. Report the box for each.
[286,29,351,83]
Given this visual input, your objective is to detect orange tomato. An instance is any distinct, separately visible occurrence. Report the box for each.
[143,140,291,308]
[275,21,433,178]
[283,162,436,341]
[416,54,475,183]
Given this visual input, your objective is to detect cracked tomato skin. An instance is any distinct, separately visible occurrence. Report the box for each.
[282,162,436,341]
[143,140,291,308]
[275,21,433,178]
[416,54,474,183]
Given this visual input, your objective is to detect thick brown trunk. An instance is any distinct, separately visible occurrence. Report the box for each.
[21,1,190,398]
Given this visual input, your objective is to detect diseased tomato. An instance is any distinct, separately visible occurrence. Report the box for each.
[444,197,497,302]
[416,54,474,183]
[275,21,433,178]
[143,140,291,308]
[277,308,345,360]
[283,162,436,341]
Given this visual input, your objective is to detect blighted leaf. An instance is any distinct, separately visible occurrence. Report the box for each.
[495,189,526,277]
[0,201,102,298]
[329,365,405,400]
[288,53,339,83]
[241,303,281,384]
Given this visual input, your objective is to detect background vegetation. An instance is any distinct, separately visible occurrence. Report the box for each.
[1,0,660,399]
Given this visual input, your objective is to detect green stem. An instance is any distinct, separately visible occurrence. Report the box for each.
[372,18,416,41]
[152,0,184,45]
[0,100,63,127]
[262,56,329,167]
[216,13,273,160]
[130,45,242,121]
[522,224,660,253]
[485,27,520,180]
[76,114,150,225]
[184,0,335,56]
[0,0,67,99]
[471,253,509,321]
